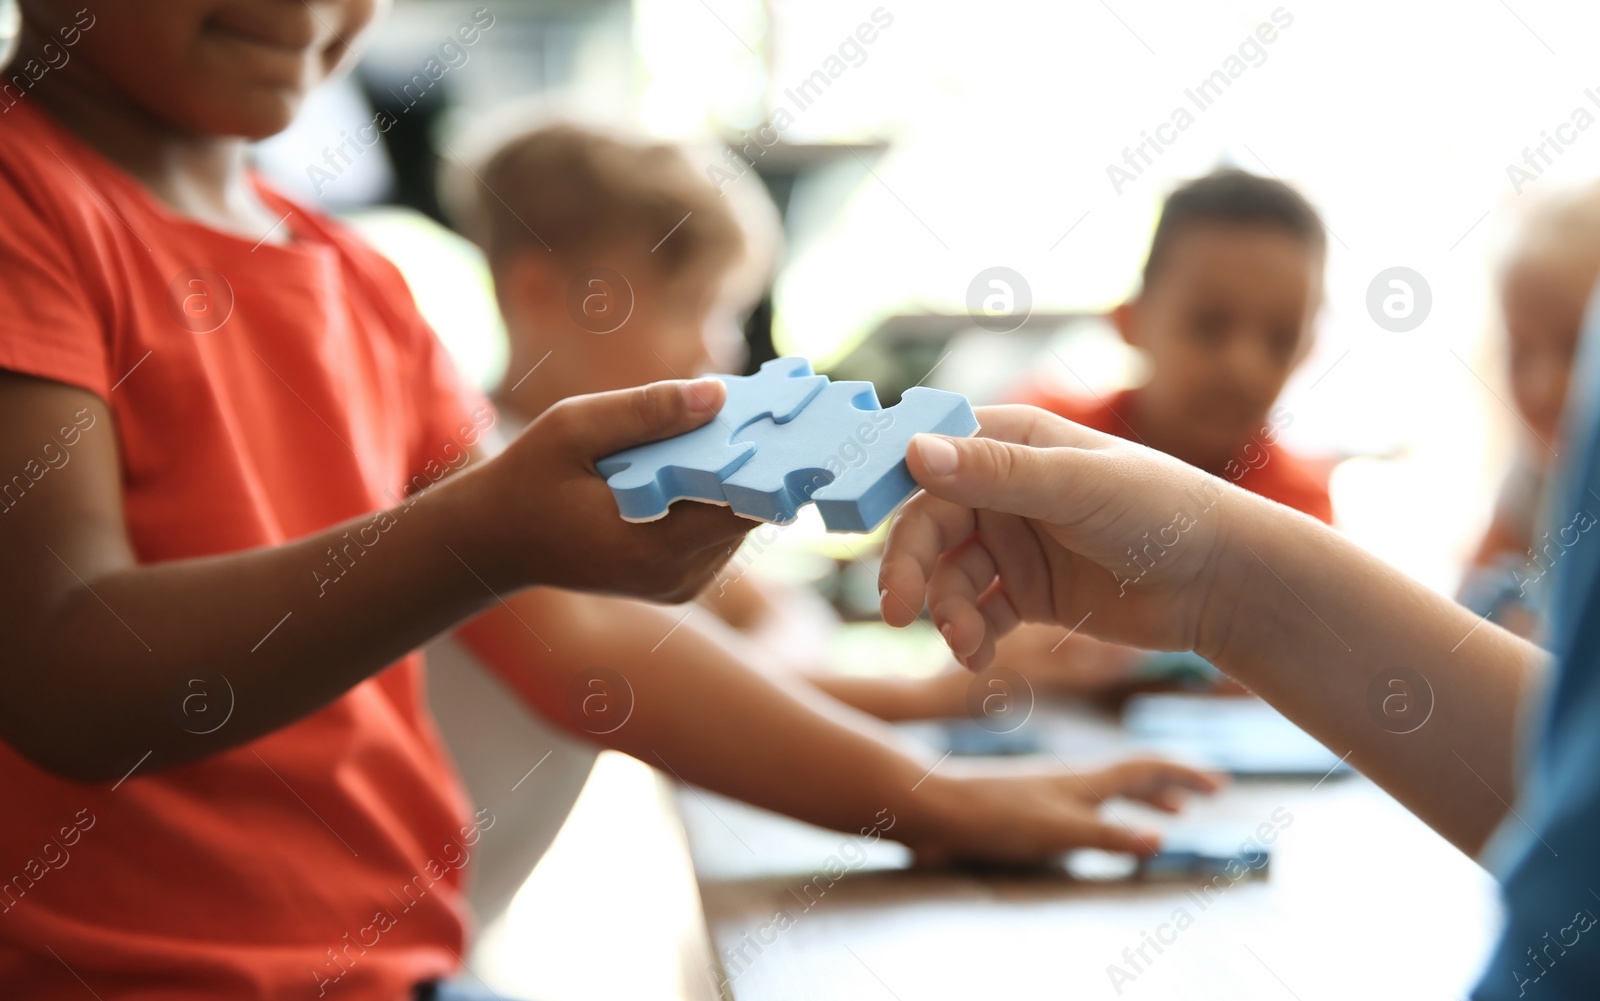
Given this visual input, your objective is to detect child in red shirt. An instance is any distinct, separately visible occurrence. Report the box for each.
[0,4,752,998]
[1004,169,1331,692]
[1015,169,1331,522]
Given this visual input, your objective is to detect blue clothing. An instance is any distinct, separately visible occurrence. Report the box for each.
[1477,292,1600,998]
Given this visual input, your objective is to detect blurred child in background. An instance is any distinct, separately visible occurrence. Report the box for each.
[1002,169,1332,697]
[1458,183,1600,640]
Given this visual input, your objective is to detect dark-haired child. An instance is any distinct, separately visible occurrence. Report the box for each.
[1005,169,1331,690]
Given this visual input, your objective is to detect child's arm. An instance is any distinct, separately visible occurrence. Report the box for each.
[800,670,970,721]
[880,406,1548,857]
[454,591,1222,861]
[0,372,751,781]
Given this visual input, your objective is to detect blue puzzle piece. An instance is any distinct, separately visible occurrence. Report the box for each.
[723,382,979,532]
[596,357,826,521]
[598,356,978,534]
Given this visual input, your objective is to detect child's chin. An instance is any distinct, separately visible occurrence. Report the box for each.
[185,90,307,142]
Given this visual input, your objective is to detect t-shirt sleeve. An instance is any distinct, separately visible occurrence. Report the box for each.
[338,231,497,480]
[407,314,496,479]
[0,160,111,398]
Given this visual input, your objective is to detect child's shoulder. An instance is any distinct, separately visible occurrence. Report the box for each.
[0,102,109,231]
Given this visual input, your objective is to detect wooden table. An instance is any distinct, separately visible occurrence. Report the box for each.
[677,708,1503,1000]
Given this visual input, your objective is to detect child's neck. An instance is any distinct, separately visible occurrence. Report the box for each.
[1128,392,1237,474]
[12,28,288,245]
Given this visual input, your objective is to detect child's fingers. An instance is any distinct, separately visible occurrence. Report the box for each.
[879,491,978,627]
[971,503,1058,624]
[1085,758,1228,803]
[927,544,1025,671]
[554,378,729,460]
[970,581,1024,670]
[929,540,999,661]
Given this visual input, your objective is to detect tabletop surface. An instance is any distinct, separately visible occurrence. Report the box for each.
[677,705,1504,1001]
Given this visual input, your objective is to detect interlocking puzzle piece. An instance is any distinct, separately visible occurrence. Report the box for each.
[722,382,978,532]
[598,357,978,533]
[596,357,827,521]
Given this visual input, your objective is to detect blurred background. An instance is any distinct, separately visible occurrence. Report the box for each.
[111,0,1588,599]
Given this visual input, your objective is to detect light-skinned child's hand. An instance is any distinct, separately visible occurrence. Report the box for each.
[879,404,1547,860]
[879,405,1239,671]
[462,378,755,603]
[906,757,1224,864]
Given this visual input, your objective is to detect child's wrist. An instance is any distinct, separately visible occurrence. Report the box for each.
[1190,489,1303,668]
[879,759,967,850]
[417,462,526,593]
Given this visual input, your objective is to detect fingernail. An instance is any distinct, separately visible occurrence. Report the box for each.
[940,622,954,645]
[682,379,718,413]
[914,435,959,477]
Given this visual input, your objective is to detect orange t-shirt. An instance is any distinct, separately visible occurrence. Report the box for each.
[0,103,494,998]
[1014,383,1334,523]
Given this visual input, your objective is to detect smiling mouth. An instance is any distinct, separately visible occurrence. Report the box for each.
[201,14,321,55]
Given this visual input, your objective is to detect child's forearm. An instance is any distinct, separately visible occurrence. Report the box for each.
[457,593,955,842]
[4,451,509,781]
[0,375,750,782]
[806,672,967,721]
[1201,490,1548,855]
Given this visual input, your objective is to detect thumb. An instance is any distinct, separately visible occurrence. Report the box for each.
[905,433,1081,521]
[555,378,727,460]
